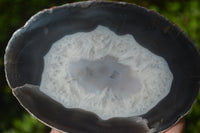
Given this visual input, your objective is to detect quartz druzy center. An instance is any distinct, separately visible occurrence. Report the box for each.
[69,55,141,97]
[40,25,173,120]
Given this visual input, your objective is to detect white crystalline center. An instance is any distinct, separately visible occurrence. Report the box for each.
[40,25,173,120]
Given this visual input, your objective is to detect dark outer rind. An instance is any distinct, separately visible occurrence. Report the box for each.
[13,84,153,133]
[4,1,200,133]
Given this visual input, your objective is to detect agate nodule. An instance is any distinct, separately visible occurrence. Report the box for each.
[4,1,200,133]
